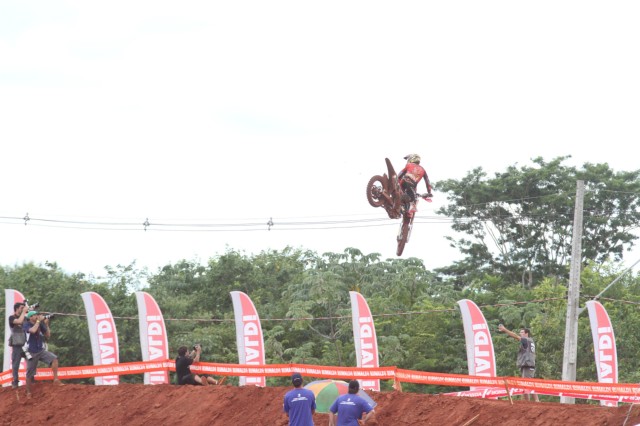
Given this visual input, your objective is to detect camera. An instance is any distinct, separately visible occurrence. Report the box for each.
[22,343,32,360]
[43,313,55,320]
[24,299,40,310]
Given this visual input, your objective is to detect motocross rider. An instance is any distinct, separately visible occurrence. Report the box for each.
[398,154,432,213]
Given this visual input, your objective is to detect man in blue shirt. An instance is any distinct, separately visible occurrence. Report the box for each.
[23,311,63,396]
[329,380,375,426]
[283,372,316,426]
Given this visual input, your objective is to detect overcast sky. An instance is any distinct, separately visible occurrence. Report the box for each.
[1,1,639,280]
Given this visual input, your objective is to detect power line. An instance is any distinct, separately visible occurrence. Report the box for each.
[0,297,569,323]
[2,185,638,233]
[0,212,456,232]
[5,296,640,323]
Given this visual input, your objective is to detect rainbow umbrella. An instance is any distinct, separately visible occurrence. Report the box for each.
[304,379,377,413]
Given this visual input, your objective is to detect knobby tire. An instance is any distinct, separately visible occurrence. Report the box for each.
[396,214,412,256]
[366,175,386,208]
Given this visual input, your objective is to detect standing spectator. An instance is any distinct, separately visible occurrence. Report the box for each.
[175,344,218,385]
[498,324,540,402]
[329,380,375,426]
[7,301,28,389]
[283,372,316,426]
[23,311,63,397]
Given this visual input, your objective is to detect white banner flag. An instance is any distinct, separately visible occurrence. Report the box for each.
[81,291,120,385]
[230,291,266,386]
[135,291,169,385]
[586,300,618,407]
[349,291,380,391]
[457,299,497,390]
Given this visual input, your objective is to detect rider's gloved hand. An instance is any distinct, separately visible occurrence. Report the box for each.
[422,193,433,202]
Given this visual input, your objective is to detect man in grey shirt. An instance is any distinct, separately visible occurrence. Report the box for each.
[498,324,540,402]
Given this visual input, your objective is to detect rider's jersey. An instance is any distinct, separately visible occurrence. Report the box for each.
[399,163,431,192]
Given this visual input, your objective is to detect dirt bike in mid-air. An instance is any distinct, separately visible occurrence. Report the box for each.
[366,158,432,256]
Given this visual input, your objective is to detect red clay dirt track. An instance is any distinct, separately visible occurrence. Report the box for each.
[2,382,640,425]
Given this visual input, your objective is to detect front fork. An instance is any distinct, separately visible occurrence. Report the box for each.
[396,214,414,242]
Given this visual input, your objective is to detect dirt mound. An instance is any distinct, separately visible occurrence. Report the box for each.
[2,382,640,426]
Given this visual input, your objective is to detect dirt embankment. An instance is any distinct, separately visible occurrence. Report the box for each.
[2,383,640,426]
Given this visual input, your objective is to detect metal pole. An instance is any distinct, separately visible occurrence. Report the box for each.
[591,258,640,302]
[561,180,584,404]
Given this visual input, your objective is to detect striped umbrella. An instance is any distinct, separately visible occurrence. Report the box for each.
[304,379,377,413]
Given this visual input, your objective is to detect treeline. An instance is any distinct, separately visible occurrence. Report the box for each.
[3,157,640,398]
[2,247,640,396]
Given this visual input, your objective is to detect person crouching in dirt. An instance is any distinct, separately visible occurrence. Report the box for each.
[498,324,540,402]
[398,153,432,214]
[175,344,218,386]
[23,311,64,397]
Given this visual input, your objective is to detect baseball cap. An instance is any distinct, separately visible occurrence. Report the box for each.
[26,311,39,319]
[291,372,303,386]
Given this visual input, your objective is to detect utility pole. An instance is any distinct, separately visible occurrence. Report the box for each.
[561,180,585,404]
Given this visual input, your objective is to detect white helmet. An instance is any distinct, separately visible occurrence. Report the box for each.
[404,154,421,164]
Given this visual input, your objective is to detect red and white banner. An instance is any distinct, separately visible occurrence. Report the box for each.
[135,291,169,385]
[3,289,27,387]
[586,300,619,407]
[230,291,266,386]
[445,386,640,404]
[457,299,497,390]
[81,291,120,385]
[444,387,523,399]
[5,359,640,403]
[0,360,174,384]
[349,291,380,391]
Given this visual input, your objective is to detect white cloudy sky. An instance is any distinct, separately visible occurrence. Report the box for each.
[1,1,639,279]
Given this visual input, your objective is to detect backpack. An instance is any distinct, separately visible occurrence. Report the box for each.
[9,328,27,347]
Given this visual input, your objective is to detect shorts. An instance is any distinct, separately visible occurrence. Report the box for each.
[520,367,535,378]
[26,350,58,379]
[179,374,197,385]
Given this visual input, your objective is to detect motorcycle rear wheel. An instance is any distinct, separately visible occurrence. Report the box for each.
[366,175,386,208]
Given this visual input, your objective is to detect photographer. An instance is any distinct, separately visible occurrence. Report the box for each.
[175,344,218,386]
[7,301,28,389]
[23,311,63,396]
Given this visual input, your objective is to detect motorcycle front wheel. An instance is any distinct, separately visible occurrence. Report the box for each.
[396,214,413,256]
[366,175,386,208]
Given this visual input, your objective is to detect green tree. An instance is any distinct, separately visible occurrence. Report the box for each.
[0,262,96,382]
[436,156,640,286]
